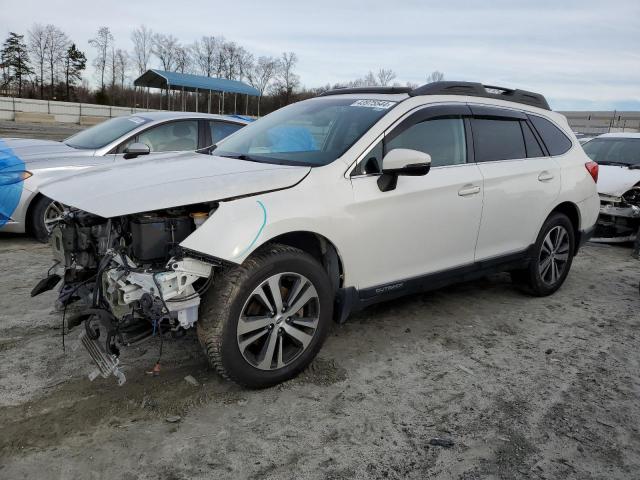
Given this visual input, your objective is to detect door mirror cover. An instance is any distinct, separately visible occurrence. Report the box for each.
[123,142,150,159]
[378,149,431,192]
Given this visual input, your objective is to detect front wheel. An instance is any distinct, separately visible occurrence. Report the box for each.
[29,195,65,242]
[512,212,575,296]
[197,243,334,388]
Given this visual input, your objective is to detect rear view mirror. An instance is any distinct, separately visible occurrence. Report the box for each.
[378,148,431,192]
[123,142,150,159]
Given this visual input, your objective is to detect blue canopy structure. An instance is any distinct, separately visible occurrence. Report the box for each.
[133,69,259,114]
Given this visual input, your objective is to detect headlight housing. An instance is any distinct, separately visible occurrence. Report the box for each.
[0,170,32,186]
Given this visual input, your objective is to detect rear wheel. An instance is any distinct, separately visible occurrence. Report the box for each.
[197,243,333,388]
[29,195,65,243]
[512,212,575,296]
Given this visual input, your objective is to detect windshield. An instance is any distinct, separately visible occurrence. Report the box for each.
[213,97,397,166]
[583,137,640,167]
[64,116,152,149]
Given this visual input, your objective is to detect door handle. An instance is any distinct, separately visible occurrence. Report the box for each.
[458,185,481,197]
[538,171,554,182]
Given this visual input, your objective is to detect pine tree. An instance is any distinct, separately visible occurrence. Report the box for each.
[64,43,86,100]
[0,32,32,96]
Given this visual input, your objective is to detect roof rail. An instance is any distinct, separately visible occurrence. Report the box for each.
[318,86,412,97]
[409,81,550,110]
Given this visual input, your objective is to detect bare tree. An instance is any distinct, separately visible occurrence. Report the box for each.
[377,68,396,86]
[426,70,444,83]
[274,51,300,105]
[174,45,192,74]
[43,25,69,98]
[28,24,47,98]
[192,36,219,77]
[246,55,277,115]
[152,33,179,71]
[131,25,153,75]
[114,49,129,89]
[89,26,113,91]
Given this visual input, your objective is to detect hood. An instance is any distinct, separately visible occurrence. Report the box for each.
[40,152,310,217]
[0,138,94,167]
[597,164,640,197]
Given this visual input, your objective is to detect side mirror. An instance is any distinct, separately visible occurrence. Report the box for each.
[378,148,431,192]
[123,142,150,159]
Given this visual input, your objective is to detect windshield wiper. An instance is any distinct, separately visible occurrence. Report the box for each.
[218,153,262,163]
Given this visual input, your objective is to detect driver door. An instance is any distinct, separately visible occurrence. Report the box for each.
[349,105,484,291]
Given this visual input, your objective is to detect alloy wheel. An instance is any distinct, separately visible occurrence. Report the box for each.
[237,272,320,371]
[43,201,66,234]
[538,225,570,286]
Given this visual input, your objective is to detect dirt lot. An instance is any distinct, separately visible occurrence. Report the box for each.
[0,233,638,480]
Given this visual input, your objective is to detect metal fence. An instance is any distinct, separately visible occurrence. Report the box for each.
[0,96,161,124]
[560,111,640,135]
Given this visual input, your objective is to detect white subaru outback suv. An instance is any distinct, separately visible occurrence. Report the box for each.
[35,82,600,388]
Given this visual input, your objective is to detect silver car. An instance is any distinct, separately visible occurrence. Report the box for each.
[0,111,249,240]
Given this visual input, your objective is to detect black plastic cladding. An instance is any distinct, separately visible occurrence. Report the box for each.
[319,81,551,111]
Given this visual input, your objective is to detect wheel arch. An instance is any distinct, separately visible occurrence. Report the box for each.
[548,201,581,252]
[254,231,345,293]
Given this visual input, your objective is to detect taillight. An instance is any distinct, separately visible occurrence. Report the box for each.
[585,161,598,183]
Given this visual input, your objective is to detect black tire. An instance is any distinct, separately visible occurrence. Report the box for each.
[197,243,334,388]
[512,212,575,296]
[28,195,56,243]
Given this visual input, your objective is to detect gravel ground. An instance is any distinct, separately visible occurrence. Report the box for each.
[0,234,638,479]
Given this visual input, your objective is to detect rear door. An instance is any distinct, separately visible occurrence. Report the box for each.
[470,105,561,260]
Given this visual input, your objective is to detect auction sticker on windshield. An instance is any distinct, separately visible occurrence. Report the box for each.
[350,100,396,109]
[128,116,147,124]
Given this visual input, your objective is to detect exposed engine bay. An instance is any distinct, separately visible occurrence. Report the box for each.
[34,204,219,385]
[593,186,640,243]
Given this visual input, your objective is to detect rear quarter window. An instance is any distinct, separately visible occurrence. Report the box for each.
[529,115,572,156]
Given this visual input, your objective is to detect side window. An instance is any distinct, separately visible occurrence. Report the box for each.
[209,121,243,144]
[135,120,198,152]
[521,121,545,158]
[385,117,467,167]
[471,118,526,162]
[529,115,572,156]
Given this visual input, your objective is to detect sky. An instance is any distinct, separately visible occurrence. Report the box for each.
[2,0,639,110]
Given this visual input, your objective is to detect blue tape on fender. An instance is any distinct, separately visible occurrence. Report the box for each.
[0,139,25,227]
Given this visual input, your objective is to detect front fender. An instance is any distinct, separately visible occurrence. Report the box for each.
[179,172,357,284]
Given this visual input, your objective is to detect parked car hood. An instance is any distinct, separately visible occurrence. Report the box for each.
[0,138,95,166]
[597,165,640,197]
[39,152,311,217]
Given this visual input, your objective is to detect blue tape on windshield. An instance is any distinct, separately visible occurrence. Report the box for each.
[233,200,267,259]
[0,139,26,227]
[267,126,317,152]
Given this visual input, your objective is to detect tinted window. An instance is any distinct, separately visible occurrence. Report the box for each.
[521,121,545,158]
[529,115,572,156]
[386,117,467,167]
[210,121,243,144]
[64,116,152,149]
[583,138,640,167]
[135,120,198,152]
[471,118,526,162]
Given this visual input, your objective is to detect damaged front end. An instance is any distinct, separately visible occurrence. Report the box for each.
[34,205,218,385]
[592,187,640,243]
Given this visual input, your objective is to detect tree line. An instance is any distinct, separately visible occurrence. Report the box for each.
[1,23,444,116]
